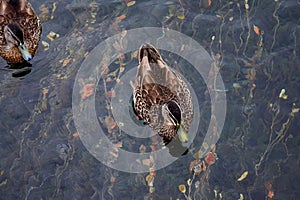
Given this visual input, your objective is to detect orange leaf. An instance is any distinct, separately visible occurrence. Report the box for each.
[253,25,260,35]
[150,167,156,177]
[115,141,123,148]
[73,132,79,138]
[81,84,95,100]
[208,0,212,7]
[118,15,126,21]
[267,191,274,199]
[205,152,216,165]
[110,176,116,184]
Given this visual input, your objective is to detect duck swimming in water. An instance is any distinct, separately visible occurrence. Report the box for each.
[132,44,193,145]
[0,0,42,63]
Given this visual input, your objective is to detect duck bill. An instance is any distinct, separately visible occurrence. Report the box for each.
[177,125,188,143]
[18,44,32,61]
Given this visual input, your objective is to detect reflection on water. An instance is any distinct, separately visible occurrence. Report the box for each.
[0,0,299,199]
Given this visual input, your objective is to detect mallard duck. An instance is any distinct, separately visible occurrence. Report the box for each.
[132,44,193,144]
[0,0,42,63]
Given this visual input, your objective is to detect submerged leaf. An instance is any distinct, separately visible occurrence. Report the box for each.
[81,84,95,100]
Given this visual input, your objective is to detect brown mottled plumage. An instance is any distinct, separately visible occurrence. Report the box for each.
[132,44,193,144]
[0,0,42,63]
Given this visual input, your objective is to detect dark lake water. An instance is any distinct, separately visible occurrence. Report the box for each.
[0,0,299,199]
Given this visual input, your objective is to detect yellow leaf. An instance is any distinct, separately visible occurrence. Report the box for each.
[245,3,249,10]
[177,12,185,20]
[292,107,299,114]
[62,58,72,67]
[178,184,186,193]
[237,171,248,181]
[119,67,125,73]
[42,41,49,48]
[145,174,151,182]
[279,89,288,99]
[146,175,154,186]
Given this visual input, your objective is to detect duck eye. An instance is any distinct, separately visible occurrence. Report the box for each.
[167,100,182,126]
[19,44,26,50]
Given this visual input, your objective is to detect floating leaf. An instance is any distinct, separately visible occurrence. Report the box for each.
[42,41,50,49]
[237,171,248,181]
[279,89,288,99]
[267,191,274,199]
[187,178,192,186]
[73,132,79,138]
[51,2,57,20]
[0,179,7,187]
[145,175,151,182]
[178,184,186,193]
[119,66,125,73]
[146,175,154,186]
[214,189,218,198]
[239,193,244,200]
[208,0,212,7]
[245,3,249,10]
[62,58,72,67]
[292,107,299,114]
[110,176,116,184]
[219,193,223,199]
[149,186,155,193]
[114,141,123,148]
[47,31,59,41]
[118,15,126,20]
[205,152,216,165]
[126,1,136,6]
[176,8,185,20]
[150,168,156,177]
[177,11,185,20]
[253,25,260,35]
